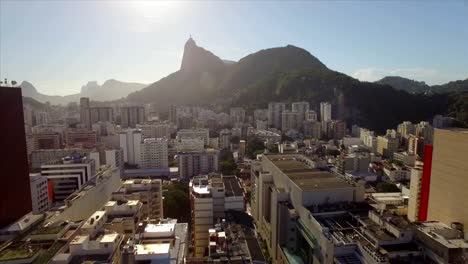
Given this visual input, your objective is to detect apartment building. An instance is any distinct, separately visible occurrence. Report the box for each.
[190,174,244,257]
[40,154,96,203]
[178,149,219,180]
[251,154,365,263]
[140,138,168,169]
[112,179,163,220]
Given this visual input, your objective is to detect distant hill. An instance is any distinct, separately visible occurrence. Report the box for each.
[19,79,147,105]
[376,76,468,94]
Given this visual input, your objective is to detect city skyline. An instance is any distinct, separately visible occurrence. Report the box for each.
[1,1,468,95]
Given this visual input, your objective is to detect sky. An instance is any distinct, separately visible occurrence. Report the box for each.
[1,1,467,96]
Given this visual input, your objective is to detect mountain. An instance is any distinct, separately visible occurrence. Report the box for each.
[127,37,227,105]
[376,76,430,93]
[19,79,147,105]
[80,79,146,101]
[217,45,328,99]
[376,76,468,94]
[128,38,464,132]
[127,41,328,106]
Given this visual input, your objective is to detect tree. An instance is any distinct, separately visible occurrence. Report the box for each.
[376,182,400,193]
[219,149,238,175]
[247,137,265,159]
[230,136,240,144]
[163,182,190,222]
[325,149,340,156]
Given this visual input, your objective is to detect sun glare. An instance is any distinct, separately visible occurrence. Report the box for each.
[129,1,181,18]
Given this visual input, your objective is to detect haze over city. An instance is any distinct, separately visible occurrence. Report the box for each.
[1,1,468,264]
[1,0,467,95]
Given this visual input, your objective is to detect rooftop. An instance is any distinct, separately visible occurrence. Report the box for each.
[136,243,171,255]
[266,154,356,190]
[416,221,468,249]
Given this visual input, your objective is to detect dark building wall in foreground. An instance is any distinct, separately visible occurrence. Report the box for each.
[0,87,32,227]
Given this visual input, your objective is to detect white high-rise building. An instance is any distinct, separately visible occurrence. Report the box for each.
[176,128,209,145]
[41,155,96,203]
[104,149,124,173]
[140,138,168,169]
[176,137,204,152]
[136,123,171,140]
[29,173,50,213]
[268,102,286,129]
[320,102,332,122]
[119,129,142,165]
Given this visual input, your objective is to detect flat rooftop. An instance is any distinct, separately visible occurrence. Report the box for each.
[266,154,355,190]
[136,243,170,255]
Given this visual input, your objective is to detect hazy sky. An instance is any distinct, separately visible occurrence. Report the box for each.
[1,1,467,96]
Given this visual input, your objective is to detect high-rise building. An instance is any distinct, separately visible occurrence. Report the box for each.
[0,87,32,227]
[254,109,268,121]
[219,129,231,150]
[89,107,114,123]
[230,107,245,124]
[30,148,91,170]
[407,163,423,222]
[168,105,178,124]
[320,101,332,122]
[35,111,49,125]
[33,132,62,149]
[281,110,301,132]
[432,115,455,129]
[377,134,399,158]
[120,106,145,128]
[40,154,96,203]
[29,173,50,213]
[177,115,193,129]
[140,138,169,169]
[103,148,124,173]
[178,149,219,179]
[190,174,244,256]
[65,129,98,148]
[80,97,91,129]
[326,120,346,140]
[137,123,171,140]
[250,154,364,263]
[268,102,286,129]
[176,138,204,152]
[304,110,318,122]
[303,120,321,139]
[397,121,416,139]
[291,101,309,125]
[176,128,209,145]
[119,129,142,165]
[427,129,468,237]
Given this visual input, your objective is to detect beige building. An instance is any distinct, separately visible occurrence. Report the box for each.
[190,174,244,257]
[377,135,399,158]
[251,154,365,263]
[407,163,423,222]
[427,129,468,237]
[112,179,163,220]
